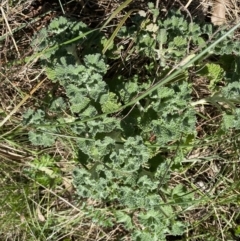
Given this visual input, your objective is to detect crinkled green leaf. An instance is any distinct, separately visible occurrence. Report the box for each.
[115,211,133,229]
[222,110,240,130]
[22,109,45,125]
[221,81,240,99]
[28,131,56,147]
[87,117,121,136]
[84,53,108,74]
[100,92,121,113]
[49,97,66,112]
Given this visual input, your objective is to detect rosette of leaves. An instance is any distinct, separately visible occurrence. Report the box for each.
[73,135,190,240]
[124,9,240,70]
[130,10,206,68]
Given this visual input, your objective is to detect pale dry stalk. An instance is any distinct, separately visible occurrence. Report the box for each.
[211,0,230,25]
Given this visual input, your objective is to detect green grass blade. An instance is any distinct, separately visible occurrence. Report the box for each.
[102,9,137,54]
[100,0,134,31]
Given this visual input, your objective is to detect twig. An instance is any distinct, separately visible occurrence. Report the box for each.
[0,5,20,58]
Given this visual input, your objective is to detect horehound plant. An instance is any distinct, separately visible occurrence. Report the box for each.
[22,3,240,239]
[2,0,240,240]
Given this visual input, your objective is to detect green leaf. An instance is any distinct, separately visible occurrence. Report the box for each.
[22,109,45,125]
[87,117,121,136]
[49,97,66,112]
[77,136,115,160]
[173,36,187,47]
[171,221,186,236]
[115,211,133,229]
[84,54,108,74]
[221,81,240,99]
[24,155,61,186]
[28,130,56,147]
[222,110,240,130]
[48,16,69,33]
[80,105,98,118]
[100,92,121,113]
[198,63,224,91]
